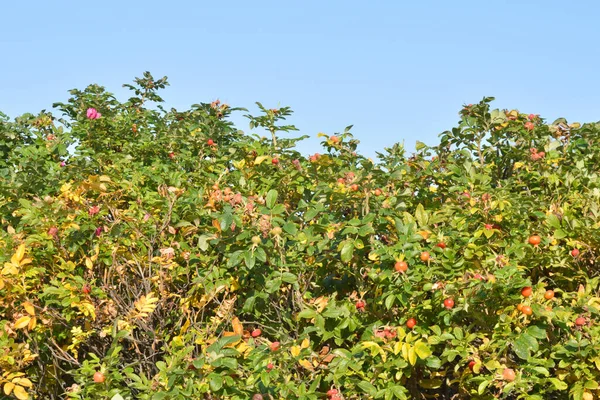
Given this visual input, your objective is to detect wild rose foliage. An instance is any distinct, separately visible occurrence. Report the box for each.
[0,73,599,400]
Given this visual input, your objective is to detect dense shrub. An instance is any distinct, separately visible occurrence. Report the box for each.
[1,73,599,399]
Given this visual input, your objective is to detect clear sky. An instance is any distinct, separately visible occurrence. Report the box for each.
[2,0,599,158]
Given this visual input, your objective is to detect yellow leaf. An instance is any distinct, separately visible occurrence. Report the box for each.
[417,231,430,240]
[14,316,31,330]
[12,244,26,264]
[85,257,93,269]
[13,385,28,400]
[408,346,417,366]
[3,262,18,275]
[393,341,403,355]
[0,278,3,289]
[180,318,190,335]
[312,296,329,313]
[232,160,246,169]
[402,342,410,361]
[236,340,252,357]
[414,340,432,359]
[232,317,244,336]
[230,277,240,292]
[23,302,35,316]
[301,337,310,349]
[79,301,97,321]
[254,155,269,165]
[290,345,301,357]
[4,382,15,396]
[298,359,314,370]
[362,341,386,362]
[28,317,36,330]
[65,223,80,231]
[14,378,32,388]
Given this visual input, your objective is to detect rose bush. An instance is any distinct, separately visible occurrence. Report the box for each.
[0,73,599,399]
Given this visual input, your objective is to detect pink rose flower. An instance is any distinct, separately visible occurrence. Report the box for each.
[87,108,102,120]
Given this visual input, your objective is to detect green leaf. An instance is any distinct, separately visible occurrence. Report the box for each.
[570,382,584,400]
[526,325,547,339]
[425,356,442,369]
[244,251,255,269]
[265,278,282,293]
[283,222,297,235]
[385,294,395,310]
[358,224,374,236]
[208,374,223,391]
[554,229,568,239]
[478,380,490,395]
[548,378,568,391]
[297,309,317,319]
[340,241,354,262]
[414,340,432,359]
[546,214,561,229]
[389,385,407,399]
[281,272,297,283]
[415,203,429,227]
[266,189,278,209]
[357,381,377,396]
[514,333,538,360]
[197,234,212,251]
[585,380,599,390]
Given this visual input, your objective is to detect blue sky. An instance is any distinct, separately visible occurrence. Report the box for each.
[1,1,599,158]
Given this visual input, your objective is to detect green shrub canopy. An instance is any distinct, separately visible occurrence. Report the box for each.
[1,73,599,400]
